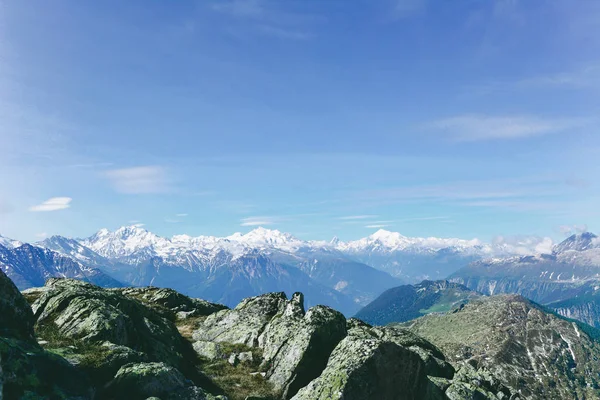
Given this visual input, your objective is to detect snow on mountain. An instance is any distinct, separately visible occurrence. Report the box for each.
[0,243,121,290]
[554,232,600,254]
[335,229,490,255]
[0,234,22,249]
[227,227,305,252]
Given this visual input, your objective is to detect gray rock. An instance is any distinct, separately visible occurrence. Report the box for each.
[291,336,428,400]
[194,292,288,347]
[346,319,454,379]
[228,353,238,366]
[32,278,186,368]
[259,293,348,399]
[105,362,217,400]
[116,287,228,319]
[238,351,254,363]
[193,340,223,361]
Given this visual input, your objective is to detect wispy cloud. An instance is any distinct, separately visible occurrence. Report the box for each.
[104,166,169,194]
[365,224,390,229]
[29,197,72,212]
[176,213,188,217]
[518,65,600,89]
[338,215,378,220]
[427,115,587,141]
[558,224,588,236]
[240,216,280,226]
[211,0,319,40]
[35,232,48,239]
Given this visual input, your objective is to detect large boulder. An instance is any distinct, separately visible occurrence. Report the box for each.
[104,362,221,400]
[0,269,35,340]
[346,319,454,380]
[194,292,349,399]
[193,292,288,347]
[31,278,187,367]
[258,293,348,398]
[291,335,429,400]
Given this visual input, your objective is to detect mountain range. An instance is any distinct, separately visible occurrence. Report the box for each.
[450,232,600,326]
[4,226,600,321]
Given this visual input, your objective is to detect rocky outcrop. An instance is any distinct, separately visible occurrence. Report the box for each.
[194,292,289,347]
[3,273,594,400]
[194,292,347,398]
[32,278,187,367]
[116,287,228,320]
[258,293,348,398]
[291,333,428,400]
[0,271,92,399]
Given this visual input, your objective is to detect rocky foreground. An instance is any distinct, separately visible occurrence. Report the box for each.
[0,269,598,399]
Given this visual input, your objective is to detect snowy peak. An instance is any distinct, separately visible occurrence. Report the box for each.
[336,229,486,255]
[0,235,22,249]
[227,227,303,250]
[81,225,169,260]
[554,232,599,254]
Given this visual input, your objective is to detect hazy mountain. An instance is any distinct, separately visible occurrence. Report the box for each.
[355,280,481,325]
[333,229,494,282]
[0,243,121,290]
[450,233,600,302]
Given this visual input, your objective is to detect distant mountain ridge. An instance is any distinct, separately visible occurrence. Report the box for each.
[449,232,600,327]
[0,243,121,289]
[30,226,407,315]
[355,280,482,325]
[6,226,596,318]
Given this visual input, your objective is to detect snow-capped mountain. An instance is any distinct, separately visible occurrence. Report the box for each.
[0,234,22,249]
[336,229,488,254]
[0,243,121,290]
[32,225,404,315]
[450,232,600,305]
[331,229,491,282]
[331,229,558,282]
[553,232,600,254]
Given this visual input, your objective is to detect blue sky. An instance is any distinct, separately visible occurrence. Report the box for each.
[1,0,599,242]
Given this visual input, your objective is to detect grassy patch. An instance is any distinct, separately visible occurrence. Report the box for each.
[176,315,208,341]
[200,357,275,400]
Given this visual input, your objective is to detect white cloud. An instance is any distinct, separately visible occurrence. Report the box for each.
[338,215,378,220]
[428,115,587,141]
[493,235,555,255]
[240,216,279,226]
[559,224,588,236]
[165,218,180,224]
[365,224,389,228]
[176,213,188,217]
[104,166,168,194]
[35,232,48,239]
[29,197,72,212]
